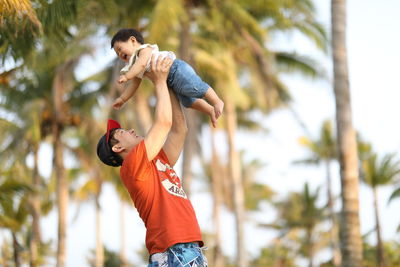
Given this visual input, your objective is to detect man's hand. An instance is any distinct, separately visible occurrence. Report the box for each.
[118,75,128,84]
[146,55,173,85]
[112,97,125,110]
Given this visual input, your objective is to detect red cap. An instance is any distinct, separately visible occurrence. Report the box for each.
[106,119,121,142]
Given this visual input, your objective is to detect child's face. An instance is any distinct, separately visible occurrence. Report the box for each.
[113,37,140,62]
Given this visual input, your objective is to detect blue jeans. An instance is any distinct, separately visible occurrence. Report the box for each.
[167,59,210,108]
[148,242,208,267]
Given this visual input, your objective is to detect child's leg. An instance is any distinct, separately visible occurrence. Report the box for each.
[203,87,224,119]
[177,94,217,128]
[169,60,224,119]
[191,98,217,128]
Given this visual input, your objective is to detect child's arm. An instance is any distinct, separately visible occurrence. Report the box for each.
[113,77,142,109]
[118,47,153,83]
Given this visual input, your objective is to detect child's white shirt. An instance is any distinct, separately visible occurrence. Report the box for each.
[120,44,176,79]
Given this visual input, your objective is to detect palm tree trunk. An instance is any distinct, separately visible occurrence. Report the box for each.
[53,121,68,267]
[11,232,21,267]
[95,184,104,267]
[181,109,199,197]
[240,28,276,109]
[30,145,41,267]
[120,200,128,267]
[178,1,200,197]
[331,1,363,266]
[53,68,68,267]
[372,187,385,267]
[210,127,224,267]
[134,92,153,133]
[1,239,10,267]
[306,228,314,267]
[325,159,341,266]
[225,98,247,267]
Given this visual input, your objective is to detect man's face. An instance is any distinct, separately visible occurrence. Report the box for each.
[111,128,143,153]
[113,37,137,62]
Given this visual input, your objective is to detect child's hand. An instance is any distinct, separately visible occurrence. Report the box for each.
[113,97,126,110]
[118,75,128,84]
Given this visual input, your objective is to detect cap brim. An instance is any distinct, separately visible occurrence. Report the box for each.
[106,119,121,142]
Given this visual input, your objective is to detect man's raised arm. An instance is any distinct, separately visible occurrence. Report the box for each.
[163,90,188,166]
[144,56,173,161]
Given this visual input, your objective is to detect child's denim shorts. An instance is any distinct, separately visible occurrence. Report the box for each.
[167,59,210,108]
[148,242,208,267]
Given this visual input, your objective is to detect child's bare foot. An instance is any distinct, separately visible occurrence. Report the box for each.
[204,88,224,119]
[213,99,224,119]
[190,98,218,127]
[209,108,217,128]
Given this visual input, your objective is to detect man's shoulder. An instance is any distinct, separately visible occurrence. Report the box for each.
[121,140,168,168]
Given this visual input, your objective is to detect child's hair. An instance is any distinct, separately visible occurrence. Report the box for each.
[111,28,144,48]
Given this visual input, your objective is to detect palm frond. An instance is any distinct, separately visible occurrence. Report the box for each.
[388,187,400,203]
[0,0,42,30]
[275,52,326,79]
[148,0,185,46]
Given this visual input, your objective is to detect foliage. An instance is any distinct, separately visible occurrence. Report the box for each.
[251,241,297,267]
[360,153,400,188]
[262,183,328,265]
[297,119,337,164]
[87,246,129,267]
[4,0,389,266]
[362,240,400,267]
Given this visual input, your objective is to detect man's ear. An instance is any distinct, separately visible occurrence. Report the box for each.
[112,144,124,153]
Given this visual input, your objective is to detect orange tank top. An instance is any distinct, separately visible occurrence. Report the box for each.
[120,141,203,254]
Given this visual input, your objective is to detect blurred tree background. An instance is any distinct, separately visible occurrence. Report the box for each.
[1,0,399,266]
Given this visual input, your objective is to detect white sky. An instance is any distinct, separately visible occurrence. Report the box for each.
[25,0,400,266]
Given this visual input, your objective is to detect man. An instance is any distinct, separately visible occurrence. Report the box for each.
[97,56,207,267]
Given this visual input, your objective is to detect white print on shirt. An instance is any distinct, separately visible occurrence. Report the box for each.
[156,159,187,199]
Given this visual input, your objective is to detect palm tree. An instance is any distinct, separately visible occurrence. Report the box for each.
[0,0,41,27]
[0,163,33,267]
[0,0,83,62]
[73,173,105,267]
[0,0,41,60]
[87,246,126,267]
[360,152,400,267]
[331,0,363,266]
[0,238,13,267]
[264,183,326,267]
[51,55,87,267]
[176,1,200,197]
[389,187,400,233]
[251,241,297,267]
[0,87,56,266]
[298,184,325,267]
[241,155,274,213]
[27,111,43,267]
[2,1,101,264]
[44,30,89,267]
[208,127,225,267]
[297,120,341,266]
[362,239,400,267]
[14,31,94,267]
